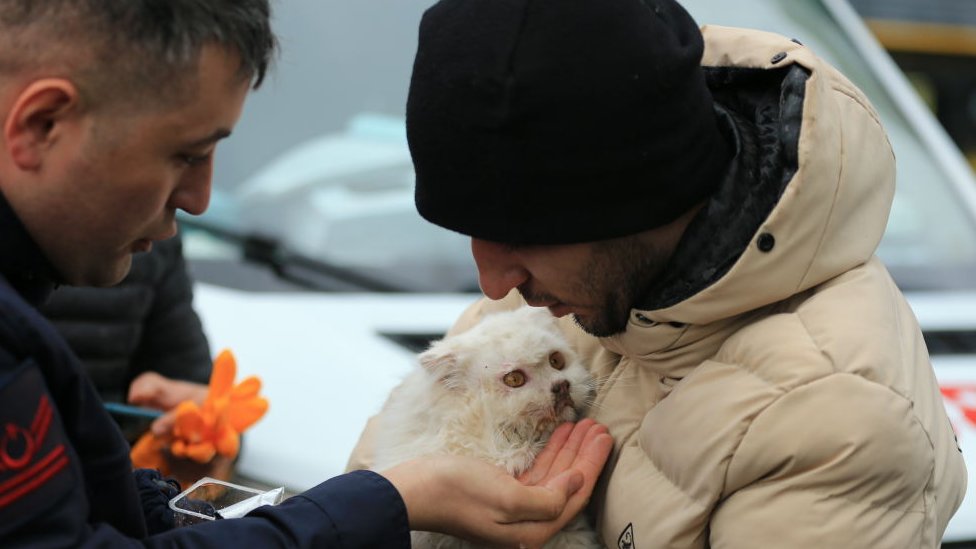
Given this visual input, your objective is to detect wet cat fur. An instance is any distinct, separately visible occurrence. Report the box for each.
[373,306,602,548]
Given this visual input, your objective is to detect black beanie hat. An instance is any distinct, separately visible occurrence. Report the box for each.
[409,0,732,245]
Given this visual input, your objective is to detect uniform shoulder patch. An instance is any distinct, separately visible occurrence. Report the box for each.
[618,522,635,549]
[0,364,73,515]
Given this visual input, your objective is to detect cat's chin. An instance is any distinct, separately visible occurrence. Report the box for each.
[560,406,580,423]
[556,395,577,417]
[532,405,581,436]
[536,403,582,434]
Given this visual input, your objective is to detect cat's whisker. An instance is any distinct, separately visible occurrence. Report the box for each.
[582,400,609,414]
[589,373,644,391]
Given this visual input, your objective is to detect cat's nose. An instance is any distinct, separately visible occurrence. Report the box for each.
[551,380,570,396]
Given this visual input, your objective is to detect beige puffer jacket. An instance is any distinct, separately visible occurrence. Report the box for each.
[350,26,966,548]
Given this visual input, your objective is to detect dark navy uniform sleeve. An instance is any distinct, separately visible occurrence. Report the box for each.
[148,470,411,548]
[0,354,410,548]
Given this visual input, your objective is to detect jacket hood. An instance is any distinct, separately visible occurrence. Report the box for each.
[631,25,895,327]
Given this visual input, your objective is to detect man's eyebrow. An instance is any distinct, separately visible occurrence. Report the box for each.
[185,128,232,148]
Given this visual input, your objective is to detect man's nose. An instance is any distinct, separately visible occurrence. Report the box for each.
[169,168,213,216]
[470,238,529,300]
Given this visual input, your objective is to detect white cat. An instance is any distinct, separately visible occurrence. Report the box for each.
[373,306,602,549]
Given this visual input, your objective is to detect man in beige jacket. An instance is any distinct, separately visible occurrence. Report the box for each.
[350,0,967,546]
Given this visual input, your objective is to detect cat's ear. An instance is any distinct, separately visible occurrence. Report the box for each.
[418,342,462,389]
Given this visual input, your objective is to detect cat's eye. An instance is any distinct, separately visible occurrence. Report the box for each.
[549,351,565,371]
[503,370,527,388]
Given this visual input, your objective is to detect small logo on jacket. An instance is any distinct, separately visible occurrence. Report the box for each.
[0,395,68,508]
[618,522,635,549]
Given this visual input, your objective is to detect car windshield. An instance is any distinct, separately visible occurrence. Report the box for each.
[190,0,976,293]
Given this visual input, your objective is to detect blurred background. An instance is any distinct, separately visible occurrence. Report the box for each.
[173,1,976,545]
[851,0,976,170]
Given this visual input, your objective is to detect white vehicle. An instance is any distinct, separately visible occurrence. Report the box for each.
[183,0,976,543]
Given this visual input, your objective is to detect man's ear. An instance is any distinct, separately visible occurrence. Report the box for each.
[3,78,80,170]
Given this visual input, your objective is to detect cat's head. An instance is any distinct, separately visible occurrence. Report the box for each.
[418,307,593,433]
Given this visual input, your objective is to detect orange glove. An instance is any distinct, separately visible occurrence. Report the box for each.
[130,349,269,469]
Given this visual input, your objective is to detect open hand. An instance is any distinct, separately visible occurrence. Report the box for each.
[381,419,612,548]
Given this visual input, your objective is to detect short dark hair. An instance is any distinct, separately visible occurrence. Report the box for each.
[0,0,277,107]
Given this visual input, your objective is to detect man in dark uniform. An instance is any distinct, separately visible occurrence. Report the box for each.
[41,233,213,410]
[0,1,611,547]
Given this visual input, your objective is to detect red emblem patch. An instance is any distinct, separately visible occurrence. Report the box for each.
[0,395,68,508]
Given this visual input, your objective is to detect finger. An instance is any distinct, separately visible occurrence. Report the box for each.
[546,469,584,499]
[581,422,610,450]
[557,433,613,518]
[127,374,162,406]
[497,473,577,523]
[518,422,574,484]
[546,428,613,518]
[490,470,587,548]
[547,418,597,476]
[571,431,613,485]
[151,410,177,437]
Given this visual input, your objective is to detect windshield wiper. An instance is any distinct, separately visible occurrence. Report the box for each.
[178,217,405,293]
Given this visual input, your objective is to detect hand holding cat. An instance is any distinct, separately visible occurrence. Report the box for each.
[381,419,612,548]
